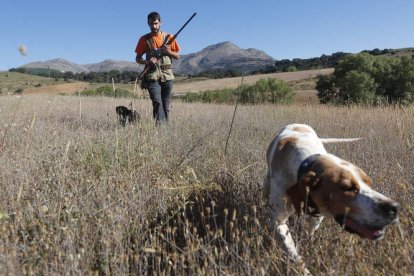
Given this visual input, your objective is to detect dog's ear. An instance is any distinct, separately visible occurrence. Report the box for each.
[286,171,319,214]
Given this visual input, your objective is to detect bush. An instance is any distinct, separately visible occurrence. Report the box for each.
[239,78,294,104]
[182,89,236,104]
[182,78,294,105]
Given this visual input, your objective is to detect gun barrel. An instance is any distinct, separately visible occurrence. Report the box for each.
[165,12,197,46]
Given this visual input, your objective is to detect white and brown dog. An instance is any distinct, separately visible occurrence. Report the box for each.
[263,123,398,263]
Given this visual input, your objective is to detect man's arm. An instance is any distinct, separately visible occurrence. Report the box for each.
[135,54,146,64]
[136,54,158,66]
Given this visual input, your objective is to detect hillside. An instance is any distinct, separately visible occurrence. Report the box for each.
[0,72,89,95]
[1,68,333,104]
[173,68,333,94]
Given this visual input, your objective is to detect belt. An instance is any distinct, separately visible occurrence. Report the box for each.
[159,64,173,70]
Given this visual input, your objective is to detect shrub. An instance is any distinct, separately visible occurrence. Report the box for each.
[239,78,294,104]
[183,78,294,104]
[182,89,236,104]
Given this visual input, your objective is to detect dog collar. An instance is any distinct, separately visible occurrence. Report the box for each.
[297,154,322,217]
[297,154,321,181]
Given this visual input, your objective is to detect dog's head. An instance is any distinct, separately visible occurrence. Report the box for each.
[291,155,398,240]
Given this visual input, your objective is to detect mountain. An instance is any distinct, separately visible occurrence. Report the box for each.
[21,58,89,73]
[19,41,275,74]
[174,41,275,74]
[84,59,141,72]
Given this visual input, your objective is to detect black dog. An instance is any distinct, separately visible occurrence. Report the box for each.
[116,106,140,127]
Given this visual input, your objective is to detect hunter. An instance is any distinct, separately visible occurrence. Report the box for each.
[135,11,180,123]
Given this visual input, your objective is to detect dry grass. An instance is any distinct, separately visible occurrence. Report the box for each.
[0,95,413,275]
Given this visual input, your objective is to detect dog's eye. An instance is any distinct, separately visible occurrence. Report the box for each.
[341,181,359,193]
[342,186,359,194]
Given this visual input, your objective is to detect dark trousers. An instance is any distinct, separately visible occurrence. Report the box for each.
[146,80,173,122]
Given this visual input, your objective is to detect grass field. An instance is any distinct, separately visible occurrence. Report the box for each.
[0,94,413,274]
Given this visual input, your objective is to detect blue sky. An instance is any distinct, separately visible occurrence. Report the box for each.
[1,0,413,70]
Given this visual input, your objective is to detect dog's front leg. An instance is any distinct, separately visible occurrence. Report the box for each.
[274,223,301,262]
[268,196,301,262]
[307,216,324,238]
[272,221,311,275]
[269,201,312,275]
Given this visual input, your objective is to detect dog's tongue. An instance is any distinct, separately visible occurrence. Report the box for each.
[344,218,383,240]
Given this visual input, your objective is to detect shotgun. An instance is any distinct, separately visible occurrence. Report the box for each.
[137,12,197,80]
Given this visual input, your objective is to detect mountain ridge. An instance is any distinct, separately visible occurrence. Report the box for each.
[20,41,275,74]
[19,43,414,75]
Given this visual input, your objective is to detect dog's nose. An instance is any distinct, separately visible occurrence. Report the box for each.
[379,201,399,219]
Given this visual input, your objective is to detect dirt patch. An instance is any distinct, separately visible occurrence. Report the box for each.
[23,82,91,95]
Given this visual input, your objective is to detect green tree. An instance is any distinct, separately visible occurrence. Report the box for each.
[387,56,414,104]
[316,75,338,104]
[317,53,414,105]
[334,53,375,79]
[338,71,376,104]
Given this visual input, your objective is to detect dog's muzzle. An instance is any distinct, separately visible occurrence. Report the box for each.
[335,200,398,240]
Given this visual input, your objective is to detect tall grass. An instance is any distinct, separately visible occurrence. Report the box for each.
[0,95,413,274]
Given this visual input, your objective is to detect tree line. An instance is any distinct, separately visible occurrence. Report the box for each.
[316,53,414,105]
[187,52,350,78]
[10,51,352,81]
[9,48,404,81]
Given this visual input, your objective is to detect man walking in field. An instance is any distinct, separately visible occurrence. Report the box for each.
[135,11,180,123]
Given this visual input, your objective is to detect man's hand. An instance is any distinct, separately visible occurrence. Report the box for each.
[161,45,172,56]
[161,44,180,60]
[147,57,158,66]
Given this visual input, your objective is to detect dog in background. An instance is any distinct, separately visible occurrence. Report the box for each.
[116,103,140,127]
